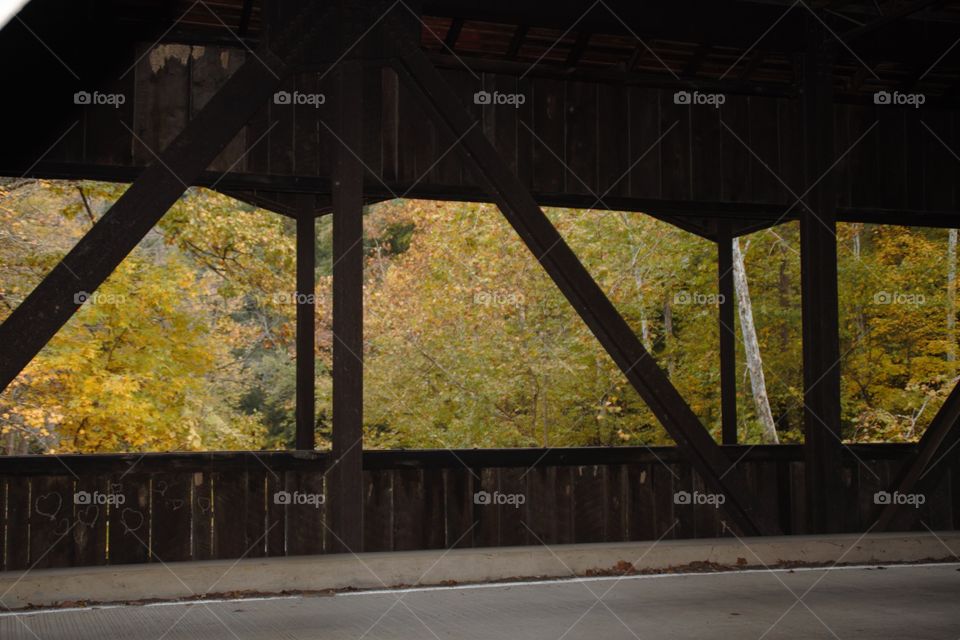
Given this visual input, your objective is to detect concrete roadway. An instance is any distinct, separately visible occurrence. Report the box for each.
[1,563,958,639]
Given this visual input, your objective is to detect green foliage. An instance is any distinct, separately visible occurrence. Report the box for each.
[0,183,956,453]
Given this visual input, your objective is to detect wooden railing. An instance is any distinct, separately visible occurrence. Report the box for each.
[0,444,954,571]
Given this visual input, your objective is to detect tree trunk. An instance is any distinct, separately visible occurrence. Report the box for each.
[732,238,780,444]
[663,297,675,378]
[948,229,957,365]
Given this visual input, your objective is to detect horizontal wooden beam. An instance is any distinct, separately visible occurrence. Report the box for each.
[0,443,919,476]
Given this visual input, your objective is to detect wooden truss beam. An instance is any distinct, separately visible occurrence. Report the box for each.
[383,12,780,537]
[296,194,317,451]
[329,55,365,553]
[800,21,844,533]
[0,3,330,394]
[444,17,464,49]
[507,24,528,58]
[875,380,960,531]
[717,223,737,445]
[841,0,940,41]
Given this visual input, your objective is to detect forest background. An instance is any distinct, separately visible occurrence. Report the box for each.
[1,179,955,454]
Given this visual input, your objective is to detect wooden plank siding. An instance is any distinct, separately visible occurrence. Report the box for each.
[11,44,959,225]
[0,444,953,571]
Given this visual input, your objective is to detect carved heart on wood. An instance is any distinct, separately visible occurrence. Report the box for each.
[53,516,71,536]
[35,492,62,521]
[77,504,100,527]
[121,507,144,534]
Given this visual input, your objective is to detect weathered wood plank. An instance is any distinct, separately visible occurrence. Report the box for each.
[670,463,694,539]
[284,470,325,555]
[363,469,393,552]
[265,470,287,557]
[748,97,782,203]
[109,474,150,565]
[84,72,136,166]
[555,466,575,545]
[692,470,722,538]
[244,468,269,558]
[192,469,214,561]
[72,474,108,567]
[848,104,881,209]
[393,469,426,551]
[483,73,520,177]
[626,463,656,541]
[653,463,677,539]
[0,477,5,571]
[151,472,192,562]
[4,477,30,571]
[525,466,556,544]
[627,87,662,198]
[605,464,627,542]
[474,468,499,548]
[565,81,598,196]
[133,44,191,165]
[660,90,691,201]
[191,46,247,173]
[423,467,446,549]
[531,78,565,194]
[380,67,401,183]
[213,470,248,559]
[573,465,605,543]
[877,106,907,209]
[597,84,630,199]
[497,466,528,546]
[444,467,475,548]
[292,72,321,176]
[268,76,296,176]
[362,66,383,179]
[690,99,722,202]
[720,95,750,202]
[30,475,77,569]
[923,109,955,212]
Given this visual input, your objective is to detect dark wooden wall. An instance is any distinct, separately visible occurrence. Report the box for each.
[10,43,958,227]
[0,445,955,571]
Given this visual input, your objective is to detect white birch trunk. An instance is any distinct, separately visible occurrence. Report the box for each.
[732,238,779,444]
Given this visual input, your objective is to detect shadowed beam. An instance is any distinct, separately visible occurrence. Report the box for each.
[718,223,737,445]
[329,55,365,553]
[384,11,780,537]
[296,194,317,451]
[507,24,528,59]
[800,19,844,534]
[875,380,960,531]
[841,0,939,41]
[444,17,463,49]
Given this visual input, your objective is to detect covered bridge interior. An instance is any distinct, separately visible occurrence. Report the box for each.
[1,0,960,570]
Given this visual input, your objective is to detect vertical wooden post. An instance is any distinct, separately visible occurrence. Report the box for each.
[330,55,364,552]
[718,223,737,445]
[801,21,844,533]
[295,195,316,451]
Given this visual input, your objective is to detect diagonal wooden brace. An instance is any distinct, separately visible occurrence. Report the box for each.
[875,379,960,531]
[382,13,779,536]
[0,4,332,393]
